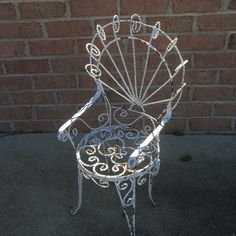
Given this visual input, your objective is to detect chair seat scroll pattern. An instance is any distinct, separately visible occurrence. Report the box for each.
[58,14,187,236]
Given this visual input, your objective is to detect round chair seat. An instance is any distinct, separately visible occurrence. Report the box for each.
[76,125,160,183]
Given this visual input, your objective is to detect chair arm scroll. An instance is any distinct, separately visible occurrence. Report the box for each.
[128,101,172,169]
[58,89,101,143]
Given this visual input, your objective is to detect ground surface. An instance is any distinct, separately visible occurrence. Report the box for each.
[0,133,235,236]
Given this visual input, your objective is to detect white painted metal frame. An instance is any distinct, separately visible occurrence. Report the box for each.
[58,14,187,236]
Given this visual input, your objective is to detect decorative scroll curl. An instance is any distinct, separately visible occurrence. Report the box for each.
[86,43,101,57]
[85,64,101,79]
[112,15,120,33]
[116,179,135,207]
[96,24,106,41]
[151,21,160,39]
[130,14,142,33]
[58,130,69,142]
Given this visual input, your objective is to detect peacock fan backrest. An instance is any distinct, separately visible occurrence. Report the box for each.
[85,14,188,129]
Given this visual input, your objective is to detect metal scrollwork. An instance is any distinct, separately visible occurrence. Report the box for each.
[77,124,159,180]
[86,43,101,57]
[85,64,101,79]
[112,14,120,33]
[57,130,69,142]
[96,24,106,41]
[116,179,135,207]
[151,21,160,39]
[130,14,142,33]
[137,174,148,186]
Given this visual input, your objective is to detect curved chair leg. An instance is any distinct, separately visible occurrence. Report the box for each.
[115,178,136,236]
[71,168,83,215]
[148,174,157,207]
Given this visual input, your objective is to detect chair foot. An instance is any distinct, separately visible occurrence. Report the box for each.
[151,199,158,207]
[71,207,79,216]
[123,208,136,236]
[71,168,83,216]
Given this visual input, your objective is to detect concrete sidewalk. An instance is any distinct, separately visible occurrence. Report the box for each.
[0,134,235,236]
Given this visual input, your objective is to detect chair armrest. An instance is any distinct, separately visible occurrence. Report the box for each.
[58,89,101,142]
[128,82,186,168]
[128,101,172,168]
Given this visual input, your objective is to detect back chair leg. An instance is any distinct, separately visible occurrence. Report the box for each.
[71,168,83,215]
[148,174,157,207]
[115,178,136,236]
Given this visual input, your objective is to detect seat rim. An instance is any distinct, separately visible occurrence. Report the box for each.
[75,124,160,182]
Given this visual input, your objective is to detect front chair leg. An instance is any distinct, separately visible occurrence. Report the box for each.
[71,168,83,215]
[115,178,136,236]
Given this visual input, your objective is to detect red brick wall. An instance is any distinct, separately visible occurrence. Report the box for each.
[0,0,235,134]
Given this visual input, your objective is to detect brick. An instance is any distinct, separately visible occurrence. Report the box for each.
[215,104,236,116]
[15,121,55,132]
[70,0,116,16]
[0,3,16,19]
[0,76,31,90]
[121,0,168,15]
[185,70,217,84]
[173,0,220,13]
[79,73,98,89]
[12,91,54,105]
[0,122,10,133]
[29,39,74,56]
[163,118,185,133]
[229,34,236,49]
[190,118,231,131]
[51,57,85,73]
[0,107,32,120]
[219,71,236,84]
[174,103,211,117]
[57,90,95,104]
[178,35,225,51]
[83,104,107,117]
[19,2,65,18]
[196,53,236,68]
[5,59,49,74]
[229,0,236,10]
[37,106,77,119]
[0,41,25,57]
[78,38,93,54]
[0,23,42,39]
[193,87,235,101]
[198,15,236,31]
[103,89,129,103]
[47,20,92,37]
[99,54,143,72]
[34,75,76,89]
[147,16,193,33]
[0,63,3,74]
[0,94,10,105]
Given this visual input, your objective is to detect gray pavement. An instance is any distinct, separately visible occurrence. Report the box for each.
[0,133,236,236]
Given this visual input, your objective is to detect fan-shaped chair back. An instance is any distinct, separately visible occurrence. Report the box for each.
[85,14,187,127]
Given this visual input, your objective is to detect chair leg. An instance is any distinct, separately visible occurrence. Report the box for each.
[115,178,136,236]
[71,168,83,215]
[148,174,157,207]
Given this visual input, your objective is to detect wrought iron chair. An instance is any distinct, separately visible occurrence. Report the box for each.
[58,14,187,236]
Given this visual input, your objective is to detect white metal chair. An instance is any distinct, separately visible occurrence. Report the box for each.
[58,14,187,236]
